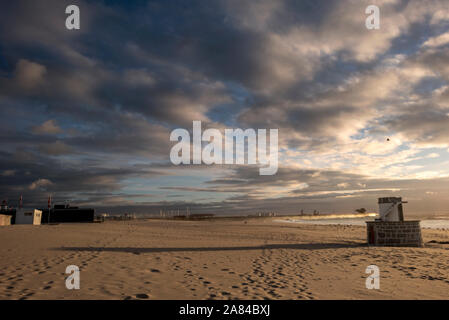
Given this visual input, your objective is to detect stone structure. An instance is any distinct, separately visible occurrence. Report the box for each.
[366,197,423,247]
[366,220,423,247]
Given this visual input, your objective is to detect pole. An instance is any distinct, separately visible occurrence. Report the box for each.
[48,195,51,224]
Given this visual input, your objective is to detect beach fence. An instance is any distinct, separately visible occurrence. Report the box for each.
[366,197,422,247]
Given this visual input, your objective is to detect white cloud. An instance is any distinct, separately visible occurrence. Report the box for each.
[29,178,53,190]
[422,32,449,48]
[427,153,440,158]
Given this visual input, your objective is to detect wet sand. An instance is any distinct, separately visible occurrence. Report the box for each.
[0,218,449,299]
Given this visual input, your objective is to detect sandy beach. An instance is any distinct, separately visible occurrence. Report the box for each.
[1,218,449,300]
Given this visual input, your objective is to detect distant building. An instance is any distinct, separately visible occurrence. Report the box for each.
[253,212,276,217]
[41,204,95,223]
[188,214,214,220]
[15,208,42,225]
[0,214,12,226]
[0,200,16,224]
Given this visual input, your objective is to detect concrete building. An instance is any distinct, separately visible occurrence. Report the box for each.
[15,208,42,225]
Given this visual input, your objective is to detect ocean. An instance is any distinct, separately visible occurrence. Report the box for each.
[275,213,449,230]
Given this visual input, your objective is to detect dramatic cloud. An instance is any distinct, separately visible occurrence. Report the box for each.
[1,0,449,215]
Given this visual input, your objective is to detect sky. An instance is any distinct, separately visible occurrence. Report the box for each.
[1,0,449,216]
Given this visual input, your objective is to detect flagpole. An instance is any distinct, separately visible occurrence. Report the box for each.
[48,195,51,224]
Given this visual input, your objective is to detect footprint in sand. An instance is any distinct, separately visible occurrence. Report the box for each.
[135,293,150,299]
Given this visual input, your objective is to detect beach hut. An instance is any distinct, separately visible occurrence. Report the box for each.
[0,214,12,226]
[15,208,42,225]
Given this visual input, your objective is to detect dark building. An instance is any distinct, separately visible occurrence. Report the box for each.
[0,200,16,224]
[41,204,95,223]
[188,214,214,220]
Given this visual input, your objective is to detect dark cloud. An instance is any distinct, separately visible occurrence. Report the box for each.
[1,0,449,214]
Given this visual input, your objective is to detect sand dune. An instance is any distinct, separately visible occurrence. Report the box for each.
[1,218,449,299]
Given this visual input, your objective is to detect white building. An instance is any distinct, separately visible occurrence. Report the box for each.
[15,208,42,225]
[378,197,405,222]
[0,214,12,226]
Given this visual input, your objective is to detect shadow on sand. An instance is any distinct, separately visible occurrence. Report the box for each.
[54,242,365,254]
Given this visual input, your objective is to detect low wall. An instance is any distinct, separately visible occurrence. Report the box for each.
[366,220,423,247]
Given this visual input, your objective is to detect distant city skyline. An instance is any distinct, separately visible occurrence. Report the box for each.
[1,0,449,215]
